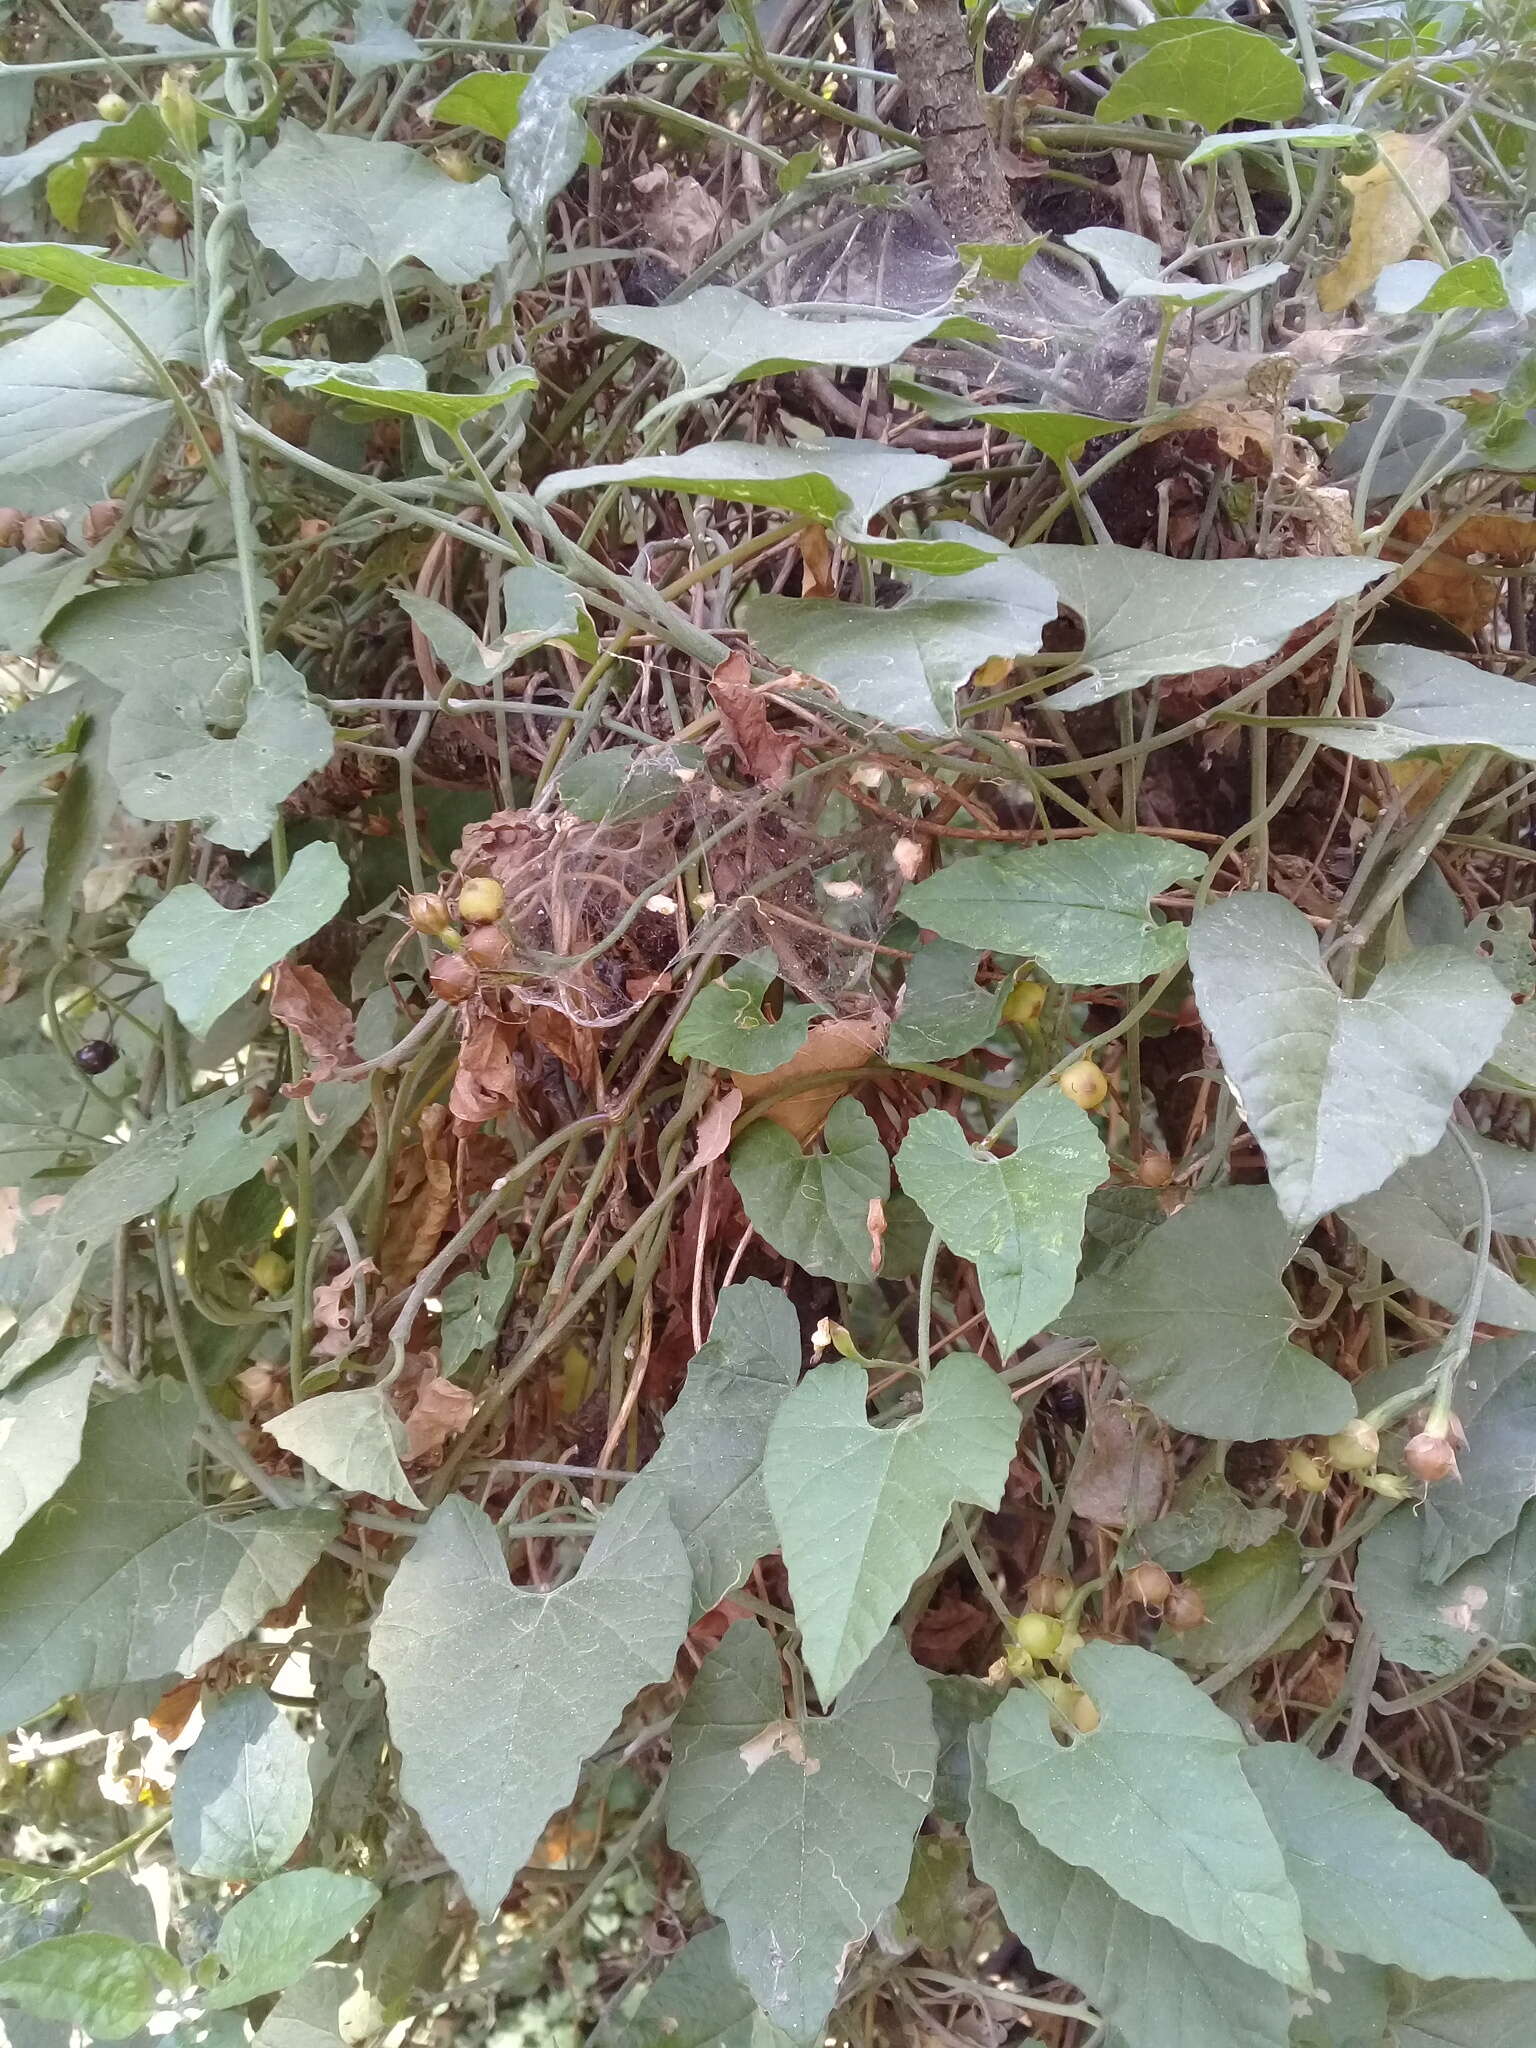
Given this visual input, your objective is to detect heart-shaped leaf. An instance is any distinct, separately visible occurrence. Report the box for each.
[1066,228,1288,309]
[632,1279,802,1614]
[264,1389,420,1510]
[1060,1185,1355,1439]
[1188,892,1510,1230]
[205,1871,379,2009]
[130,841,351,1041]
[729,1097,890,1283]
[172,1686,314,1882]
[667,1619,935,2044]
[369,1484,691,1918]
[896,1097,1106,1354]
[504,27,661,244]
[900,832,1202,983]
[670,951,824,1073]
[888,941,1004,1066]
[984,1641,1309,1986]
[1285,644,1536,763]
[764,1352,1018,1702]
[1096,21,1305,131]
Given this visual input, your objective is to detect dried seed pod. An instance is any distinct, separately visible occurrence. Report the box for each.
[83,499,124,545]
[1122,1560,1173,1609]
[1026,1571,1073,1618]
[406,892,453,937]
[1138,1150,1173,1188]
[1162,1583,1207,1633]
[1404,1430,1459,1484]
[462,923,513,970]
[21,515,65,555]
[429,952,477,1005]
[0,508,23,549]
[154,202,189,239]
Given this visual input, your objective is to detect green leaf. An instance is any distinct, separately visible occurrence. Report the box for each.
[250,1964,353,2048]
[764,1352,1017,1702]
[0,283,195,511]
[557,741,703,823]
[968,1727,1292,2048]
[243,123,515,284]
[1014,542,1388,711]
[264,1388,420,1509]
[1356,1504,1536,1677]
[206,1871,379,2009]
[897,384,1127,464]
[888,941,1004,1066]
[1241,1740,1536,1980]
[109,651,334,853]
[333,1,422,79]
[599,1924,795,2048]
[256,352,535,431]
[1376,256,1510,315]
[1292,1956,1391,2048]
[438,1236,518,1377]
[1097,22,1305,131]
[504,27,661,245]
[1188,893,1510,1231]
[1286,645,1536,763]
[172,1685,314,1881]
[42,715,115,945]
[596,285,942,411]
[0,117,111,199]
[1184,124,1363,167]
[51,565,261,707]
[536,439,977,570]
[370,1484,691,1918]
[430,70,529,140]
[0,1345,95,1558]
[742,538,1057,732]
[1065,227,1287,308]
[900,832,1202,983]
[1157,1532,1321,1669]
[0,1378,338,1731]
[0,1934,160,2040]
[1342,1134,1536,1334]
[400,566,596,684]
[667,1619,935,2044]
[129,841,351,1040]
[896,1834,973,1954]
[1060,1185,1355,1440]
[984,1641,1308,1985]
[729,1097,890,1284]
[1385,1978,1536,2048]
[670,952,823,1074]
[1137,1469,1285,1575]
[895,1097,1106,1354]
[0,242,177,294]
[631,1279,801,1614]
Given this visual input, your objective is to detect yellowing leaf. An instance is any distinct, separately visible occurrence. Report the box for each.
[1320,134,1451,313]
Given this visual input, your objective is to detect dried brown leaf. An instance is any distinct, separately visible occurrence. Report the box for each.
[271,960,356,1091]
[731,1012,887,1143]
[694,1086,743,1167]
[450,1008,521,1126]
[312,1255,377,1364]
[1069,1405,1171,1527]
[402,1373,475,1460]
[1319,133,1451,313]
[710,650,799,788]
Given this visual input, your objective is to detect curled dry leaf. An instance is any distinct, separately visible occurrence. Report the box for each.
[271,960,357,1091]
[731,1011,888,1144]
[694,1086,743,1168]
[867,1197,887,1277]
[402,1372,476,1461]
[1384,508,1536,638]
[710,649,799,789]
[312,1255,377,1363]
[1319,132,1451,312]
[1068,1404,1172,1527]
[1143,399,1301,478]
[381,1103,455,1291]
[450,1006,520,1126]
[635,166,722,270]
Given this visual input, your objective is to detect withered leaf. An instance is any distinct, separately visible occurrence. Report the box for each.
[271,960,356,1090]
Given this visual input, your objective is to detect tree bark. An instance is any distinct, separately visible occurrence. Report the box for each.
[887,0,1021,246]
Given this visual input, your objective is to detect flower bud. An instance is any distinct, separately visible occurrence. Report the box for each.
[1058,1058,1109,1111]
[156,69,201,156]
[406,892,453,936]
[95,91,129,124]
[457,875,505,924]
[1123,1561,1173,1609]
[1003,979,1046,1026]
[1326,1419,1380,1473]
[178,0,210,28]
[1361,1469,1416,1500]
[434,148,476,183]
[1404,1431,1459,1484]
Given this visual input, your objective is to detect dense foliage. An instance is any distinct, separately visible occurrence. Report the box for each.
[2,2,1536,2045]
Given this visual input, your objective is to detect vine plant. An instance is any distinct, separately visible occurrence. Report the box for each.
[0,3,1535,2047]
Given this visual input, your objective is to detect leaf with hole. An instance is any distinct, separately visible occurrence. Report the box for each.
[129,841,351,1041]
[744,536,1058,732]
[1241,1740,1536,1979]
[900,831,1201,983]
[369,1483,691,1918]
[671,952,824,1074]
[729,1097,890,1283]
[896,1097,1106,1355]
[667,1619,935,2044]
[0,1378,338,1731]
[108,652,334,853]
[1013,542,1388,711]
[969,1725,1293,2048]
[984,1641,1308,1985]
[1189,892,1510,1230]
[1061,1185,1355,1439]
[172,1686,314,1882]
[631,1280,801,1615]
[265,1389,420,1509]
[764,1352,1017,1702]
[244,123,515,284]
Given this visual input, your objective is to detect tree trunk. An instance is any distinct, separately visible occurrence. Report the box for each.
[887,0,1022,246]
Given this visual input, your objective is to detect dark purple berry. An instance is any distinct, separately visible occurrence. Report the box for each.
[74,1039,117,1075]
